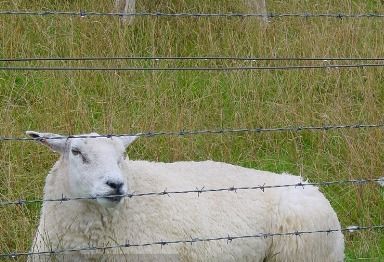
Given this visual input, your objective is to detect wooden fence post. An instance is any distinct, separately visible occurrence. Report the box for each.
[246,0,268,22]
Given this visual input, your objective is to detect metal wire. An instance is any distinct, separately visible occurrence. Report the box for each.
[1,178,382,207]
[346,258,384,261]
[0,63,384,71]
[0,10,384,18]
[2,56,384,62]
[1,225,382,258]
[1,124,383,142]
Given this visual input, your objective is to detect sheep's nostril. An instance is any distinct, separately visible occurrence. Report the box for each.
[106,181,124,191]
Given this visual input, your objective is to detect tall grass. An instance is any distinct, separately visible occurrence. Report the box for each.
[0,0,383,259]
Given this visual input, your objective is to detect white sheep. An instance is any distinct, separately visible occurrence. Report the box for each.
[27,131,344,261]
[114,0,268,24]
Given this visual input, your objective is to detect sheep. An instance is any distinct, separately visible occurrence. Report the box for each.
[27,131,344,261]
[114,0,268,24]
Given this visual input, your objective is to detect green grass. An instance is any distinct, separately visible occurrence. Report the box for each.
[1,0,384,260]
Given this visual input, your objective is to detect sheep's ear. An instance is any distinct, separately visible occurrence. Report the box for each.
[119,136,138,148]
[26,131,66,153]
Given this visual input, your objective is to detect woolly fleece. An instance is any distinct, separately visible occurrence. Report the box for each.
[30,158,344,262]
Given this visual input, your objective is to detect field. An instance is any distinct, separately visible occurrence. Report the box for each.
[0,0,384,260]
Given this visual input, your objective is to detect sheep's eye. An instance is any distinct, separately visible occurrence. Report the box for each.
[71,149,81,156]
[71,149,89,164]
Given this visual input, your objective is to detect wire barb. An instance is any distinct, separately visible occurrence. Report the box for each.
[228,186,237,193]
[16,199,25,206]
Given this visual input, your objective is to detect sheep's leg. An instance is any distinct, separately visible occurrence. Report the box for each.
[115,0,136,24]
[246,0,268,22]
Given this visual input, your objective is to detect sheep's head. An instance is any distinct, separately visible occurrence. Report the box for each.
[26,131,137,208]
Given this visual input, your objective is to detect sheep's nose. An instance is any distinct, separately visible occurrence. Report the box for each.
[106,181,124,192]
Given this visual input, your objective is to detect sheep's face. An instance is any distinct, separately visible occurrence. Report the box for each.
[26,131,137,208]
[67,136,131,208]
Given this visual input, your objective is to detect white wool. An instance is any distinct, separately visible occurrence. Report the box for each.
[27,132,344,262]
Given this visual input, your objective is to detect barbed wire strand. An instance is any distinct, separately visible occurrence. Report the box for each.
[1,63,384,71]
[1,178,382,207]
[346,258,384,261]
[1,225,383,258]
[1,124,383,142]
[0,10,384,18]
[2,56,384,62]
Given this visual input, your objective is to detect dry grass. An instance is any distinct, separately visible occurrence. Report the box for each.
[0,0,383,259]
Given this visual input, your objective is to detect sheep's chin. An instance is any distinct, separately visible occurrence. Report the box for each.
[96,197,123,208]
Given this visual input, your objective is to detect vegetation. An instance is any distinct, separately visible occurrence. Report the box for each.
[0,0,383,260]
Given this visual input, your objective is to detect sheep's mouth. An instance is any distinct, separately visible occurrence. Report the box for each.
[97,194,124,203]
[103,195,123,202]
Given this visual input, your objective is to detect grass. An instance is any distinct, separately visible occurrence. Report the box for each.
[0,0,384,260]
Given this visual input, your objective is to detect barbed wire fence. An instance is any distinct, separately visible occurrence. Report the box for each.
[1,123,384,141]
[1,63,384,71]
[1,225,383,258]
[0,178,383,207]
[2,56,384,62]
[2,56,384,71]
[1,6,384,260]
[1,123,383,258]
[0,10,384,19]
